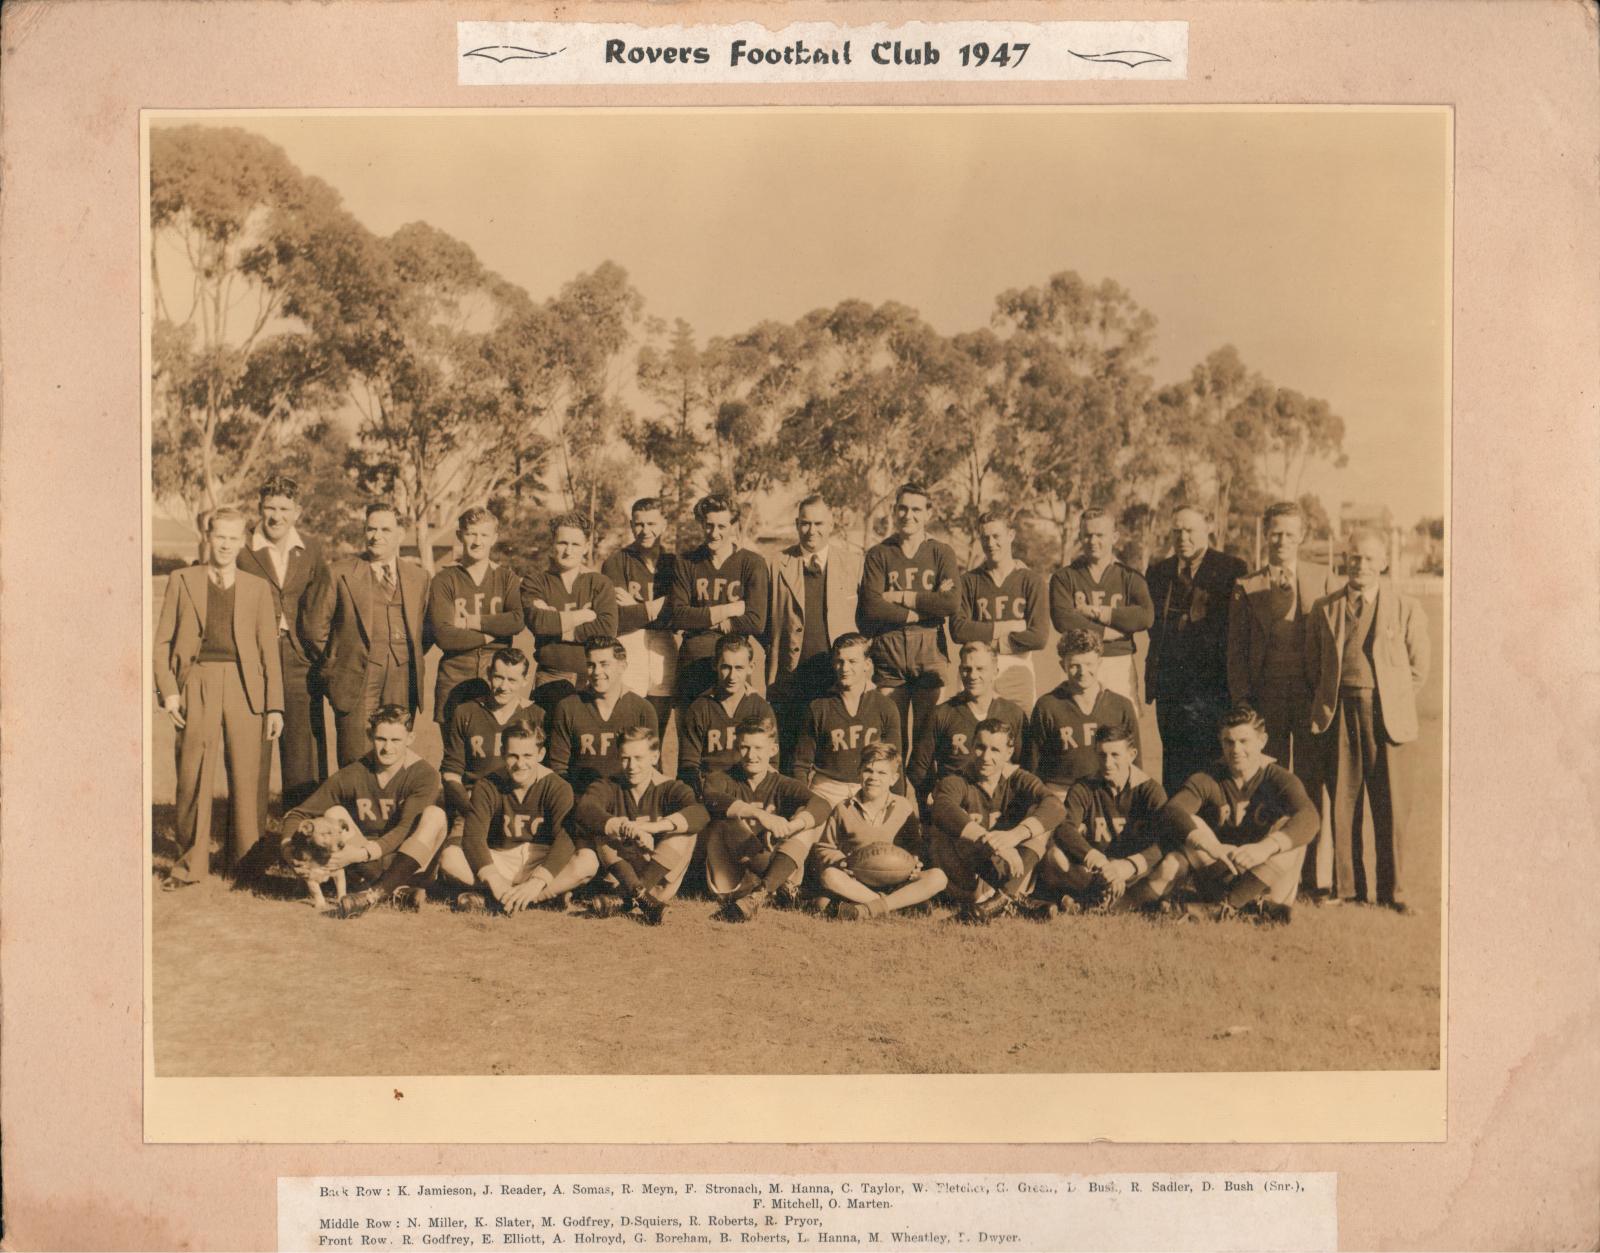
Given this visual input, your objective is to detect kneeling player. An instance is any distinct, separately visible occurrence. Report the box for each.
[810,742,946,921]
[279,704,448,918]
[927,719,1065,922]
[702,714,830,920]
[573,726,708,924]
[1141,705,1318,921]
[1035,724,1169,911]
[437,721,597,913]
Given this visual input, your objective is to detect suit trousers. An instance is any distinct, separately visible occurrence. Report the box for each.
[1154,685,1230,796]
[1253,683,1331,892]
[174,661,264,881]
[1326,690,1412,904]
[333,658,413,768]
[258,641,327,827]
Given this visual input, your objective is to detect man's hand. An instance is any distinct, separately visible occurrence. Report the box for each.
[265,712,284,741]
[1102,860,1133,901]
[1082,849,1112,876]
[716,599,746,624]
[501,871,554,913]
[327,839,380,871]
[480,866,515,904]
[746,808,788,838]
[1230,839,1276,873]
[164,694,186,730]
[462,612,483,630]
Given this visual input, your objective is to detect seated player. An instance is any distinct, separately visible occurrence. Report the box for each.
[1141,704,1318,922]
[279,704,448,919]
[546,636,660,797]
[927,719,1065,923]
[437,721,597,914]
[439,647,542,823]
[523,512,619,717]
[1023,628,1142,799]
[906,640,1026,804]
[1035,724,1169,912]
[702,714,830,921]
[810,742,946,921]
[677,633,776,793]
[791,632,903,808]
[572,726,708,924]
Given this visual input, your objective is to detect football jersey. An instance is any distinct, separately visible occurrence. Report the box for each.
[701,766,830,828]
[927,766,1064,858]
[1048,559,1155,659]
[440,698,544,813]
[677,690,777,791]
[951,565,1049,655]
[460,768,575,876]
[905,692,1026,795]
[601,544,677,634]
[792,689,903,785]
[814,791,922,863]
[1056,770,1168,865]
[425,562,525,711]
[1162,762,1318,849]
[521,567,618,677]
[573,773,709,843]
[282,751,441,857]
[859,536,961,638]
[669,545,769,660]
[1024,684,1142,788]
[545,691,660,796]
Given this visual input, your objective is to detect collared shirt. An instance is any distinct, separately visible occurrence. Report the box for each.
[250,525,305,586]
[207,563,236,590]
[1183,549,1209,581]
[1268,564,1297,591]
[800,546,829,576]
[369,557,397,591]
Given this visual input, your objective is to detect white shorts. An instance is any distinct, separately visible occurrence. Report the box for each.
[619,629,677,698]
[808,776,860,809]
[487,841,552,885]
[1096,653,1139,704]
[993,652,1038,707]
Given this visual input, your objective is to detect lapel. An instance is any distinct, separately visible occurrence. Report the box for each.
[231,571,250,651]
[349,560,377,641]
[182,565,209,630]
[399,562,425,635]
[778,548,805,604]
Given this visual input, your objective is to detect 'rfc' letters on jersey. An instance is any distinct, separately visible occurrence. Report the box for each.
[828,724,882,753]
[354,798,397,825]
[578,732,618,757]
[695,578,743,602]
[454,593,504,624]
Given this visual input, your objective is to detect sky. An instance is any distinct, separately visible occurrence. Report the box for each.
[163,108,1449,527]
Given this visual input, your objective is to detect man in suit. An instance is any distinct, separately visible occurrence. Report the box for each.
[1307,529,1429,912]
[766,494,863,773]
[1226,500,1337,894]
[154,507,284,886]
[1145,505,1247,794]
[235,474,330,821]
[301,502,430,768]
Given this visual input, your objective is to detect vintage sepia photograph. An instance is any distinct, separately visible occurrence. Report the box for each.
[145,106,1447,1080]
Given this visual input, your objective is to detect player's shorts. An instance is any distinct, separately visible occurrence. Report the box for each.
[992,652,1038,707]
[1182,817,1306,906]
[869,627,950,690]
[703,817,807,899]
[1096,653,1139,705]
[807,776,860,809]
[484,841,555,885]
[927,827,1037,900]
[604,836,693,900]
[620,628,677,699]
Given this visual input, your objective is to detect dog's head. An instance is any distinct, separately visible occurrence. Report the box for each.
[280,815,359,880]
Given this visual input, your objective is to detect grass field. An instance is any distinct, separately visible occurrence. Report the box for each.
[149,583,1443,1077]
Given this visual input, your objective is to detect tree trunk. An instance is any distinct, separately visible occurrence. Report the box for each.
[415,514,435,574]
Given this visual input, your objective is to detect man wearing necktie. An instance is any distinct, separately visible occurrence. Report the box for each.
[1144,505,1248,794]
[153,507,284,886]
[1226,501,1337,893]
[1306,529,1430,911]
[301,502,431,767]
[765,494,863,773]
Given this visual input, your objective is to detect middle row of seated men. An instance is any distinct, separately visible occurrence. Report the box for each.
[286,626,1314,926]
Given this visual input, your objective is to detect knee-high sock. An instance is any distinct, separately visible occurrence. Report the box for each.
[374,852,422,895]
[760,852,798,893]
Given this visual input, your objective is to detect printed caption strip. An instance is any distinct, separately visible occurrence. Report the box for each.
[458,22,1188,85]
[280,1173,1334,1252]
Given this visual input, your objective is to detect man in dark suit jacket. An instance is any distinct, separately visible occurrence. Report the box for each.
[301,502,430,767]
[154,507,284,885]
[236,474,330,820]
[1145,505,1248,794]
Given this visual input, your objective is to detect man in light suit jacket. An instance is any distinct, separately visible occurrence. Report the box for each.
[154,507,284,885]
[766,494,864,773]
[236,474,330,821]
[1145,506,1248,794]
[1306,529,1430,912]
[301,502,430,768]
[1227,501,1337,892]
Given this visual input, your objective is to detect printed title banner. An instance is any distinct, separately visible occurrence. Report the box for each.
[457,21,1189,84]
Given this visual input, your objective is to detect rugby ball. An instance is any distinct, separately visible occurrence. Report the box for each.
[847,842,919,889]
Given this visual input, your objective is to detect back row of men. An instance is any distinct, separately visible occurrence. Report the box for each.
[155,476,1429,914]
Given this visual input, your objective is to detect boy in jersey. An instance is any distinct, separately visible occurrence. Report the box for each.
[669,493,769,707]
[425,506,525,728]
[677,633,776,792]
[906,640,1026,803]
[951,509,1048,707]
[702,715,830,920]
[601,497,679,733]
[279,705,448,918]
[859,482,961,758]
[1048,507,1154,704]
[791,632,903,808]
[928,719,1065,922]
[811,742,946,921]
[1024,629,1142,797]
[573,726,708,924]
[1142,705,1318,921]
[546,637,660,797]
[1035,724,1169,912]
[437,721,596,914]
[439,647,541,818]
[522,513,619,718]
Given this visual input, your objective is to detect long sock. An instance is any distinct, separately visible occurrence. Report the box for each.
[759,853,798,894]
[374,852,421,896]
[637,859,671,894]
[608,858,643,897]
[1226,872,1270,909]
